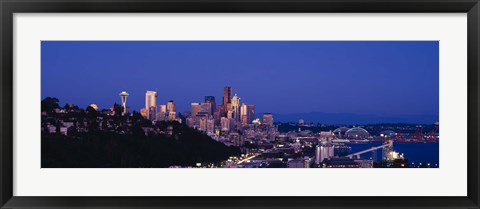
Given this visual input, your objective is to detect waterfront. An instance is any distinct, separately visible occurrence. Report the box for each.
[346,141,439,167]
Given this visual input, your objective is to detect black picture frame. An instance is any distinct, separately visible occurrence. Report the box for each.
[1,0,479,208]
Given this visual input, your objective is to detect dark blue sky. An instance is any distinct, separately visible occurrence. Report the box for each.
[41,41,439,120]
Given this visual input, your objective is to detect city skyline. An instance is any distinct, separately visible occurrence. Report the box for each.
[41,41,439,168]
[41,41,439,124]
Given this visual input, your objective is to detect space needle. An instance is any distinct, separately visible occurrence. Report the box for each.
[119,91,129,115]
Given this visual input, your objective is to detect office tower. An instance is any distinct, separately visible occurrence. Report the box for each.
[231,94,241,122]
[223,86,232,113]
[166,100,176,121]
[199,117,215,133]
[145,91,157,120]
[199,117,207,132]
[191,103,201,118]
[200,102,212,116]
[167,100,176,113]
[240,104,255,126]
[148,106,156,121]
[204,96,216,115]
[119,91,129,115]
[213,107,222,125]
[156,105,167,121]
[216,104,225,119]
[241,115,248,127]
[206,118,215,133]
[221,117,232,132]
[263,113,273,126]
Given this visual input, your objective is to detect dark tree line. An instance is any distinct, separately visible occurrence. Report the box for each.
[42,122,241,168]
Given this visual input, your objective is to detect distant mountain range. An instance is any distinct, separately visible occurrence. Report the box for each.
[262,112,439,125]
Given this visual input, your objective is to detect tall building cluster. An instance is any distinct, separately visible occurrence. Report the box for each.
[115,87,276,147]
[130,91,181,123]
[186,86,269,134]
[119,86,274,135]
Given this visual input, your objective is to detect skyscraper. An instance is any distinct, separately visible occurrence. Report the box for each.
[241,104,255,126]
[263,113,273,126]
[119,91,129,115]
[231,94,241,122]
[167,100,176,113]
[167,100,176,121]
[145,91,157,120]
[223,86,232,114]
[221,117,233,132]
[204,96,216,115]
[156,105,167,121]
[191,103,201,118]
[200,103,212,116]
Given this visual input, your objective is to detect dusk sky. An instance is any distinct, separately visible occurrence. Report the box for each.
[41,41,439,121]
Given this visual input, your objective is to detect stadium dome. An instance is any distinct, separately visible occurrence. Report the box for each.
[345,127,370,139]
[333,127,349,136]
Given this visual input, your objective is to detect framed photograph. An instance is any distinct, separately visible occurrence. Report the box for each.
[1,0,479,208]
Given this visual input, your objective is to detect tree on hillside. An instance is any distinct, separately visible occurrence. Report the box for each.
[41,97,60,112]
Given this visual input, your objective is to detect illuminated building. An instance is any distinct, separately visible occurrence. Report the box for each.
[263,113,273,126]
[230,132,244,146]
[167,100,176,121]
[204,96,216,115]
[287,159,310,168]
[207,118,215,133]
[345,127,370,139]
[241,115,248,126]
[240,104,255,126]
[89,104,98,111]
[199,117,207,132]
[221,117,233,131]
[213,107,222,125]
[323,158,361,168]
[333,127,349,138]
[227,110,233,119]
[231,94,241,122]
[191,103,201,117]
[145,91,157,120]
[319,131,334,141]
[148,106,156,121]
[223,86,232,114]
[140,108,148,118]
[200,102,212,116]
[199,118,215,134]
[156,105,167,121]
[119,91,129,115]
[315,140,334,164]
[168,111,176,121]
[298,119,304,125]
[167,100,176,113]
